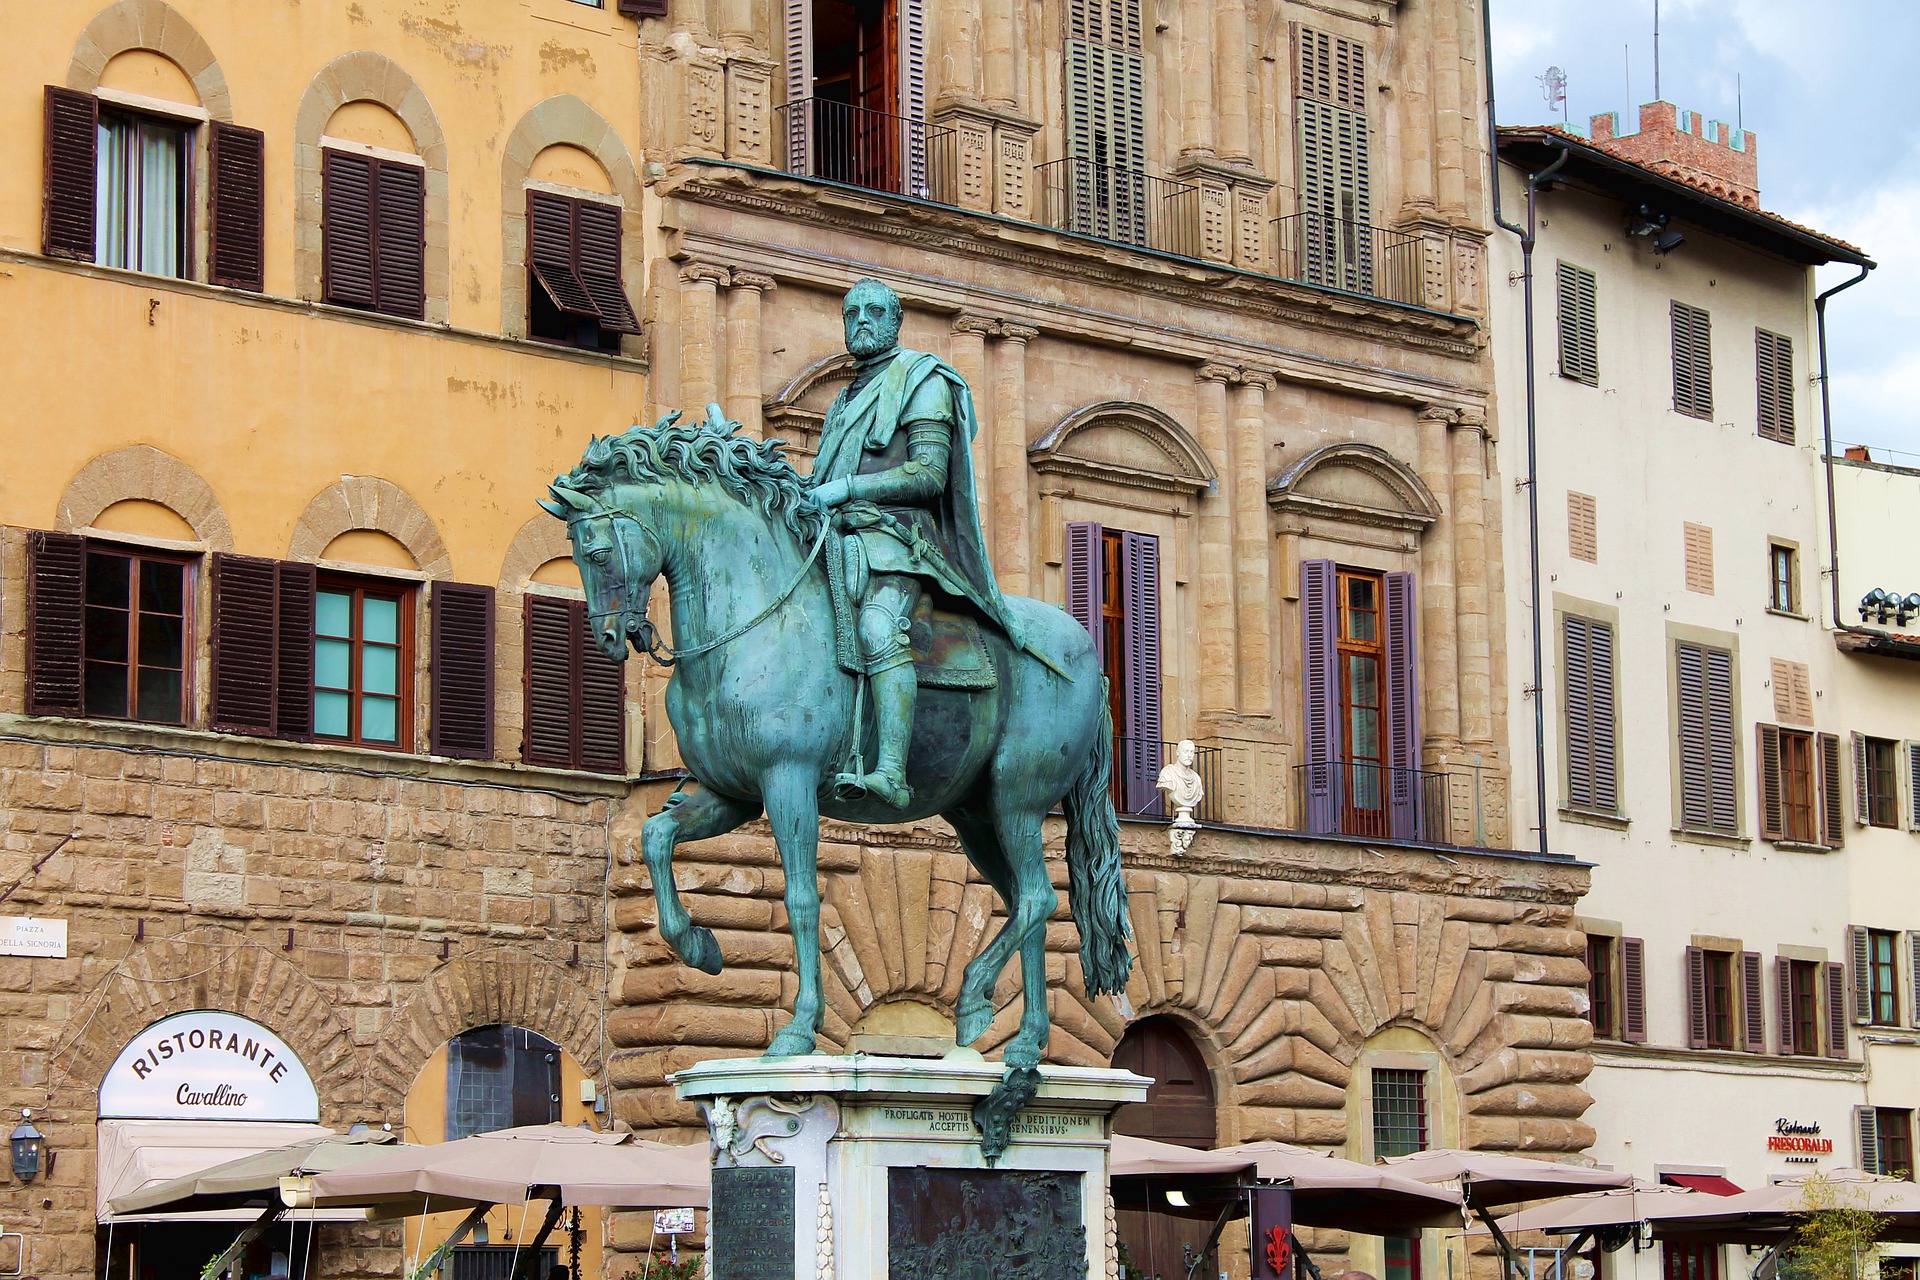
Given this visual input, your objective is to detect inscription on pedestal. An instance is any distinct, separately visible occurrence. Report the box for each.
[888,1167,1086,1279]
[712,1165,795,1279]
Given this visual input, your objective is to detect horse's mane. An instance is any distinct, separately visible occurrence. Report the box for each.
[557,417,825,539]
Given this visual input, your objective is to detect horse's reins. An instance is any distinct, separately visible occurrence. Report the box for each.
[578,508,833,667]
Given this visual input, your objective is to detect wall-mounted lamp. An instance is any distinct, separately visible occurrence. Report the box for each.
[1626,205,1686,254]
[1858,589,1920,627]
[10,1111,46,1184]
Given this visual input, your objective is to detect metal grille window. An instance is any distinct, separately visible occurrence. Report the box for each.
[1672,301,1714,419]
[445,1024,562,1140]
[1756,328,1796,444]
[451,1248,558,1280]
[1557,262,1599,385]
[1371,1067,1427,1158]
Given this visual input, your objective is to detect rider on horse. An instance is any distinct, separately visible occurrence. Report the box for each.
[808,278,1043,809]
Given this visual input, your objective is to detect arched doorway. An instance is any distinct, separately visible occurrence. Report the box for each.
[1111,1017,1217,1280]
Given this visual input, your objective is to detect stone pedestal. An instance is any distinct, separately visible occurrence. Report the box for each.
[674,1054,1149,1280]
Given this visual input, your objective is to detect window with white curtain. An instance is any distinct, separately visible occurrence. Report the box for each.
[96,111,190,277]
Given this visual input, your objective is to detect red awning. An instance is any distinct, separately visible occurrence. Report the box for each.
[1664,1174,1744,1197]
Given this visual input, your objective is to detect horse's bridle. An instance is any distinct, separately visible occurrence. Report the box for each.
[572,505,832,667]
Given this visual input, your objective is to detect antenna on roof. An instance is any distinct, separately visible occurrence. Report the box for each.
[1624,45,1631,109]
[1653,0,1662,101]
[1538,66,1569,125]
[1737,73,1743,130]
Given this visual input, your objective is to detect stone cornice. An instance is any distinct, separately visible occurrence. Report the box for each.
[660,165,1484,361]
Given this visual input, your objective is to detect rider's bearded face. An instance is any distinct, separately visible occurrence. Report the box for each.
[843,287,902,359]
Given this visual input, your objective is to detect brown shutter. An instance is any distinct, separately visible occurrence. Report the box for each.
[1557,261,1600,387]
[1818,732,1845,848]
[1910,932,1920,1028]
[26,530,86,716]
[1757,722,1785,840]
[523,594,578,768]
[211,554,281,734]
[1827,960,1849,1058]
[527,190,598,320]
[274,561,316,741]
[1704,647,1738,833]
[1776,957,1796,1055]
[1756,328,1795,445]
[322,150,377,308]
[374,160,427,320]
[430,582,495,760]
[1672,300,1714,419]
[209,122,266,291]
[578,617,627,775]
[573,198,641,333]
[1742,950,1765,1052]
[618,0,669,15]
[1683,522,1714,594]
[43,87,98,261]
[1851,926,1874,1025]
[1857,1106,1882,1174]
[1855,732,1872,826]
[1686,945,1708,1049]
[1621,937,1647,1043]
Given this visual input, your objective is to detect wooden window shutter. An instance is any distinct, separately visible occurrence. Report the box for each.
[1683,522,1714,594]
[1065,522,1103,661]
[618,0,669,16]
[1671,301,1714,418]
[1556,262,1599,386]
[1851,926,1874,1025]
[1756,723,1784,841]
[1118,531,1162,813]
[430,582,495,759]
[374,160,427,320]
[1909,932,1920,1027]
[1294,25,1364,109]
[782,0,814,171]
[1776,957,1796,1055]
[1755,328,1795,444]
[1685,946,1709,1049]
[1301,559,1341,835]
[1676,642,1710,830]
[1770,658,1812,725]
[1826,960,1849,1058]
[1818,732,1846,849]
[1620,937,1647,1043]
[1704,647,1738,833]
[208,122,266,291]
[1589,619,1618,814]
[1854,732,1872,825]
[578,615,627,775]
[572,199,641,333]
[274,561,316,741]
[1857,1106,1882,1174]
[322,150,378,308]
[43,86,98,261]
[1742,950,1765,1052]
[1383,571,1421,840]
[26,530,86,717]
[898,0,929,192]
[1567,491,1597,562]
[524,594,578,768]
[1909,742,1920,832]
[1564,615,1594,810]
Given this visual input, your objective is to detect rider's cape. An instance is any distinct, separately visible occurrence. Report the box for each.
[810,348,1064,675]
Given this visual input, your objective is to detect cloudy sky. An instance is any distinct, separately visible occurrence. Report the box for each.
[1490,0,1920,460]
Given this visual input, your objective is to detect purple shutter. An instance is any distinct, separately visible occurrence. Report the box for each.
[1743,950,1765,1052]
[1065,521,1103,661]
[1827,961,1850,1058]
[1620,937,1648,1043]
[274,562,316,741]
[1301,559,1341,834]
[26,531,86,717]
[1777,957,1797,1055]
[1383,571,1421,840]
[1686,945,1709,1049]
[1119,531,1161,815]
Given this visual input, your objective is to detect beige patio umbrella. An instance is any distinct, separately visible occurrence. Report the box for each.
[1383,1149,1635,1279]
[1480,1179,1727,1236]
[108,1129,400,1217]
[1650,1169,1920,1245]
[1110,1134,1257,1179]
[1215,1141,1469,1232]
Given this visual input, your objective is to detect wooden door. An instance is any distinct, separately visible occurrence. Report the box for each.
[1112,1018,1217,1280]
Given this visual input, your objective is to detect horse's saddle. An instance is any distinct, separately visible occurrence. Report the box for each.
[823,537,998,690]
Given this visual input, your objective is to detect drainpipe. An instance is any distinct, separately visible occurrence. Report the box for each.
[1483,0,1566,857]
[1817,261,1876,635]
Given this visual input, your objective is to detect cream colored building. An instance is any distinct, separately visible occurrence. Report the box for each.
[1493,106,1898,1280]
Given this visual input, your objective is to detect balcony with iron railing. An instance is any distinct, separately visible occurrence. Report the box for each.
[774,98,958,203]
[1110,737,1223,824]
[1272,211,1426,306]
[1033,158,1202,259]
[1292,759,1456,846]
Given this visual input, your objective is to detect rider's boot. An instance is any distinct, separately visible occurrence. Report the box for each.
[846,660,915,809]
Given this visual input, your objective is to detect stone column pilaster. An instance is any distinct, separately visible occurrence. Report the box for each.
[1194,364,1236,713]
[1214,0,1250,163]
[991,323,1038,596]
[1451,410,1491,746]
[1417,406,1460,750]
[719,0,755,50]
[983,0,1017,109]
[1231,372,1274,715]
[1396,0,1436,216]
[1180,0,1217,159]
[723,271,773,437]
[677,261,730,414]
[1431,0,1469,216]
[950,315,998,507]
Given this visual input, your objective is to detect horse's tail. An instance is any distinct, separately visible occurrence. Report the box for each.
[1064,689,1133,997]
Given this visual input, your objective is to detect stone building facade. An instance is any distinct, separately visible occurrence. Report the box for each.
[0,1,1596,1279]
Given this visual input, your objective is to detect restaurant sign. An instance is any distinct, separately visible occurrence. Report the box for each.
[99,1011,320,1121]
[1768,1118,1833,1163]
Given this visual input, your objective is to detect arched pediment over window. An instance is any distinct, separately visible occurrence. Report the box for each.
[763,352,856,459]
[1027,402,1217,497]
[1267,442,1441,537]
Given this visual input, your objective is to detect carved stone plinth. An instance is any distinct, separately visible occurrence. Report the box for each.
[675,1055,1148,1280]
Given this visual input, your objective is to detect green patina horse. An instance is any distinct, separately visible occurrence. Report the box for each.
[542,413,1133,1075]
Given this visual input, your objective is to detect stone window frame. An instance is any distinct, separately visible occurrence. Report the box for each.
[293,52,450,323]
[499,95,645,353]
[63,0,236,284]
[1665,620,1748,848]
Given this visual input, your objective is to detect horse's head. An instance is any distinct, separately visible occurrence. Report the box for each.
[538,478,662,663]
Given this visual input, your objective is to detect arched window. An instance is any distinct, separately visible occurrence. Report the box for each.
[1111,1017,1216,1280]
[445,1024,561,1140]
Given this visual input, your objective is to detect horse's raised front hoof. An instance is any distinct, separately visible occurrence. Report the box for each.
[1002,1036,1043,1071]
[954,995,993,1048]
[764,1021,817,1058]
[679,924,724,975]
